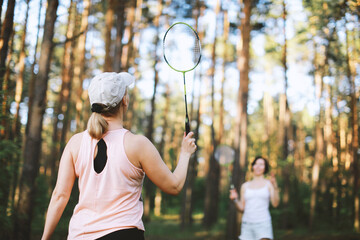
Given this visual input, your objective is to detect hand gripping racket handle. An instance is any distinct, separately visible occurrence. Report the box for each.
[185,118,190,135]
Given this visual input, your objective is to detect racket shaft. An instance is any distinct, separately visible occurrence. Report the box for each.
[183,72,190,134]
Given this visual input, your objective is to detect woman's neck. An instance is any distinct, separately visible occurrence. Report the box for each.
[252,175,265,181]
[103,116,124,131]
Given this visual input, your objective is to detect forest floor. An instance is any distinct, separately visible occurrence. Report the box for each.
[31,213,360,240]
[144,214,360,240]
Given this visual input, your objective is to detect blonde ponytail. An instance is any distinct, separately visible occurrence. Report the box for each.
[87,112,109,140]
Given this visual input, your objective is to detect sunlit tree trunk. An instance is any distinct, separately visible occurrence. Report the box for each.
[309,29,328,229]
[50,0,75,187]
[345,14,359,231]
[203,0,221,228]
[143,0,163,221]
[125,0,143,130]
[104,0,114,72]
[227,0,252,238]
[218,8,229,144]
[14,1,59,239]
[73,0,90,132]
[121,0,136,72]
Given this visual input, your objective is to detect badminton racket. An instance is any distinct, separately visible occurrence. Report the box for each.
[163,22,201,134]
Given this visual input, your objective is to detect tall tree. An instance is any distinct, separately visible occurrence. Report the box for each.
[345,3,359,230]
[0,0,15,95]
[26,0,43,135]
[104,0,115,72]
[279,0,291,228]
[203,0,221,228]
[50,0,76,187]
[14,1,59,239]
[73,0,91,132]
[227,0,253,238]
[181,0,204,228]
[13,0,31,139]
[113,0,126,72]
[143,0,163,221]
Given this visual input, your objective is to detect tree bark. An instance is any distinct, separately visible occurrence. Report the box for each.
[143,0,163,221]
[104,0,115,72]
[0,0,15,95]
[226,0,252,238]
[73,0,91,132]
[13,0,31,139]
[14,1,59,239]
[26,0,43,135]
[345,14,359,231]
[181,0,204,228]
[203,0,221,228]
[113,0,126,72]
[50,0,75,187]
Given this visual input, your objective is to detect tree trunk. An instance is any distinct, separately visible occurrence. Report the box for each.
[0,27,14,228]
[0,27,14,140]
[345,15,359,231]
[104,0,114,72]
[154,85,171,216]
[13,0,30,139]
[203,0,221,228]
[125,0,143,130]
[26,0,43,135]
[226,0,252,238]
[113,0,126,72]
[122,0,137,71]
[181,0,204,228]
[279,0,292,228]
[50,0,75,187]
[143,0,163,221]
[0,0,15,95]
[73,0,91,132]
[0,0,4,33]
[14,1,59,239]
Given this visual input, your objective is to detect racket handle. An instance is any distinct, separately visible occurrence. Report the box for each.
[185,121,190,135]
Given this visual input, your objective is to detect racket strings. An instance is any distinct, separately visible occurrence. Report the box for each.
[163,23,201,72]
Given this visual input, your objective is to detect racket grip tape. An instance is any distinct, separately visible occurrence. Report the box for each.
[185,121,190,135]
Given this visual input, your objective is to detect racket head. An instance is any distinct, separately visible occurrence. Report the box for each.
[163,22,201,73]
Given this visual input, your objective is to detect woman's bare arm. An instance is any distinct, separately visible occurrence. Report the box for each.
[41,133,82,240]
[125,132,196,195]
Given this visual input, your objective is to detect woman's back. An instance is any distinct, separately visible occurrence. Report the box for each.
[68,129,145,240]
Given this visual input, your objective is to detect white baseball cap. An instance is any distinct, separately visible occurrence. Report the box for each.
[88,72,135,109]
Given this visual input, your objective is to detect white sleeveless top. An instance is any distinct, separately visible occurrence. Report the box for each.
[242,181,271,223]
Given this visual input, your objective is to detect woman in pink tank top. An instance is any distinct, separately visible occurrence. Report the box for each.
[229,156,280,240]
[41,72,197,240]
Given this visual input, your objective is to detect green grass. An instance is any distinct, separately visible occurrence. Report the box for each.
[145,214,225,240]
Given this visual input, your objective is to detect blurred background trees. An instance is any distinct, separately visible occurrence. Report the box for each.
[0,0,359,239]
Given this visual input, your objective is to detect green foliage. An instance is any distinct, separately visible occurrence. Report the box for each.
[0,139,21,239]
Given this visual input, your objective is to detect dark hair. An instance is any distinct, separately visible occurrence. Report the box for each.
[251,156,269,174]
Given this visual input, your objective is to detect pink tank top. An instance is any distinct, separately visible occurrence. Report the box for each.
[68,129,145,240]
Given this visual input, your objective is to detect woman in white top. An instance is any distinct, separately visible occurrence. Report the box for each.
[229,156,280,240]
